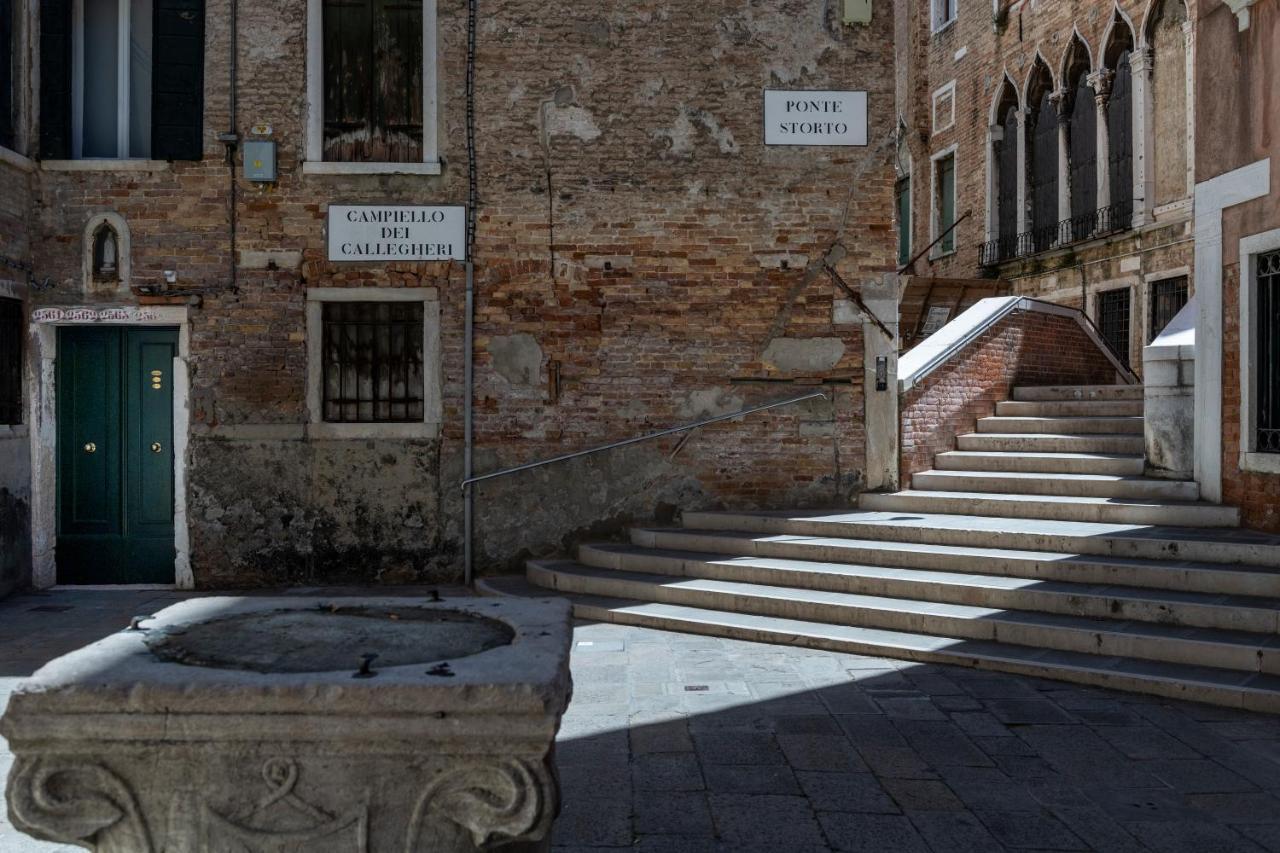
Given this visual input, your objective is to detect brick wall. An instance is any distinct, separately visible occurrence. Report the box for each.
[22,0,896,585]
[899,309,1122,482]
[0,156,33,597]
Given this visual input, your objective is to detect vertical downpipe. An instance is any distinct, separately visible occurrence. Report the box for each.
[463,0,479,586]
[227,0,239,292]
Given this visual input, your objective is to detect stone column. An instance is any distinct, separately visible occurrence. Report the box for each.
[1089,69,1114,217]
[1051,88,1073,241]
[985,123,1004,244]
[1015,109,1029,236]
[1183,20,1196,199]
[1129,47,1155,228]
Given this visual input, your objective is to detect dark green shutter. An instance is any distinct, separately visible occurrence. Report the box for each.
[0,0,13,150]
[39,0,72,160]
[895,177,910,267]
[940,156,956,252]
[152,0,205,161]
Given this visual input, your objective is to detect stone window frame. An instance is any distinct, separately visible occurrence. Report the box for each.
[1238,227,1280,475]
[1142,265,1190,344]
[929,143,958,260]
[303,0,441,177]
[0,279,26,433]
[930,0,957,34]
[931,80,956,136]
[305,287,442,440]
[0,0,35,168]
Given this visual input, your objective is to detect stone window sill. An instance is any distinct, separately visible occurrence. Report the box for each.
[931,17,957,36]
[42,159,172,173]
[1240,452,1280,475]
[0,146,36,172]
[307,422,441,441]
[0,424,28,438]
[929,247,958,261]
[302,161,443,177]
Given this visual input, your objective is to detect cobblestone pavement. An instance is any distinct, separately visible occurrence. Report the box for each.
[3,590,1280,852]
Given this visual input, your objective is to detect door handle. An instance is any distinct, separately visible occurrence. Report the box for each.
[84,442,97,454]
[151,442,163,454]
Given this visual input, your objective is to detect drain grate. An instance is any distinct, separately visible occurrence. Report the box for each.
[28,605,75,613]
[683,685,710,692]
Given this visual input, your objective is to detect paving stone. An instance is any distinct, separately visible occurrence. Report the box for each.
[909,811,1006,853]
[633,790,715,837]
[633,753,705,792]
[630,718,694,754]
[693,731,786,766]
[949,711,1013,738]
[893,720,992,767]
[815,683,881,715]
[835,715,909,749]
[876,697,948,721]
[1124,820,1267,853]
[880,778,966,812]
[777,734,866,773]
[956,675,1040,699]
[857,745,938,780]
[554,794,634,848]
[794,771,899,814]
[971,734,1036,757]
[931,693,984,712]
[819,812,931,853]
[1184,792,1280,824]
[1084,787,1198,823]
[991,753,1056,780]
[974,809,1088,850]
[937,766,1041,812]
[1142,759,1257,794]
[1237,824,1280,853]
[707,794,826,850]
[1015,725,1163,788]
[1048,806,1148,853]
[985,697,1077,725]
[1093,725,1204,760]
[701,763,801,795]
[771,714,844,735]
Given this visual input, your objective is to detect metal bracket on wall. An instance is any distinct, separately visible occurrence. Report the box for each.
[0,254,54,291]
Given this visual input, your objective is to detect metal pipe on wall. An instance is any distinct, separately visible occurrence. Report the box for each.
[462,0,479,586]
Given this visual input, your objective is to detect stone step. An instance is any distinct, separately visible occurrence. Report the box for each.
[478,576,1280,714]
[911,470,1201,501]
[523,562,1280,676]
[1013,384,1145,402]
[996,399,1145,417]
[632,527,1280,598]
[681,510,1280,567]
[977,416,1145,435]
[935,450,1146,476]
[859,490,1239,527]
[957,433,1147,454]
[578,543,1280,634]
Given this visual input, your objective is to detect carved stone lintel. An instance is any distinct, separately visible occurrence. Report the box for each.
[8,758,155,853]
[406,758,556,852]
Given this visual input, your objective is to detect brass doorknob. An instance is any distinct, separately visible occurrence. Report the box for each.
[151,442,163,454]
[84,442,96,454]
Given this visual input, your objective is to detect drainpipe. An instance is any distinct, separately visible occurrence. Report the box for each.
[462,0,479,586]
[217,0,240,292]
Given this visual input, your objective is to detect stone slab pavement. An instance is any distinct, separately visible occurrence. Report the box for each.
[3,589,1280,852]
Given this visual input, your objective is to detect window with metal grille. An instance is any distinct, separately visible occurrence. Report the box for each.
[1097,287,1131,367]
[1258,250,1280,453]
[935,153,955,254]
[321,301,424,423]
[0,297,21,425]
[895,177,911,267]
[1149,276,1188,340]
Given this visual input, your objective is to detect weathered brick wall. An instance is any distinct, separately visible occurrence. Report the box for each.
[896,0,1196,372]
[27,0,896,584]
[900,310,1123,482]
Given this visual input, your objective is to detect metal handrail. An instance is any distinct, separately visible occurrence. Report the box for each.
[461,390,828,491]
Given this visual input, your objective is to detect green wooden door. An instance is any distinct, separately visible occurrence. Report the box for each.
[57,327,179,584]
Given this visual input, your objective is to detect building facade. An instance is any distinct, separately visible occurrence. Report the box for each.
[896,0,1198,370]
[0,1,899,591]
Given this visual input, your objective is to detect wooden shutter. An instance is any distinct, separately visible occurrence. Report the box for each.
[152,0,205,161]
[323,0,422,163]
[39,0,72,160]
[0,0,13,150]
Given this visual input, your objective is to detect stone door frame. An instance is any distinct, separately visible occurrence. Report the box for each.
[27,305,193,589]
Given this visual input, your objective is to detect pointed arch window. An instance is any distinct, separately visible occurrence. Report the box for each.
[1067,70,1097,230]
[990,81,1020,264]
[1105,17,1136,227]
[1026,67,1059,254]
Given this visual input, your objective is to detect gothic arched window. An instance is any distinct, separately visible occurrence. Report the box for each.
[1026,61,1058,253]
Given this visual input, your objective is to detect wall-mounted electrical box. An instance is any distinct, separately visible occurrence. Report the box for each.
[843,0,872,25]
[243,140,277,182]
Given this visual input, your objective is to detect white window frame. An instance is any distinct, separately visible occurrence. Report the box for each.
[931,80,956,135]
[1238,227,1280,474]
[304,0,441,176]
[929,144,958,259]
[0,0,36,166]
[305,288,442,440]
[931,0,958,33]
[70,0,154,161]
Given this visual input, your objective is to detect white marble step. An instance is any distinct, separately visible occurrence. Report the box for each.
[935,450,1146,476]
[478,576,1280,713]
[996,399,1145,417]
[957,433,1147,454]
[578,543,1280,634]
[523,562,1280,676]
[632,527,1280,597]
[1013,384,1144,402]
[911,470,1201,501]
[681,510,1280,567]
[859,490,1239,527]
[977,416,1145,435]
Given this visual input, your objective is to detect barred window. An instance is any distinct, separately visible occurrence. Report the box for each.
[1149,276,1188,340]
[0,297,21,425]
[321,301,424,423]
[1097,287,1131,368]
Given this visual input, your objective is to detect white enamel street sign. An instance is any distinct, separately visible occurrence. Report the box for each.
[327,205,467,262]
[764,90,868,147]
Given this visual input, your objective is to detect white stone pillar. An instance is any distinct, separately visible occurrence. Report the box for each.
[1183,20,1196,199]
[1015,109,1029,236]
[1130,47,1155,228]
[1089,69,1114,215]
[985,124,1003,244]
[1052,89,1072,241]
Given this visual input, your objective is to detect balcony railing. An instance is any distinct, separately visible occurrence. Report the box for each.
[979,201,1134,267]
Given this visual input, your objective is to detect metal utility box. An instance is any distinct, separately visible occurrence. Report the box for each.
[243,140,277,182]
[843,0,871,24]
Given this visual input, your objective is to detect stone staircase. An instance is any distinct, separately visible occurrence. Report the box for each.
[482,384,1280,712]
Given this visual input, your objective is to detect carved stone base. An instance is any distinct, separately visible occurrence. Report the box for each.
[1,597,574,853]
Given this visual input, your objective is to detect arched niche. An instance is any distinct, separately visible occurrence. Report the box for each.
[81,212,132,298]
